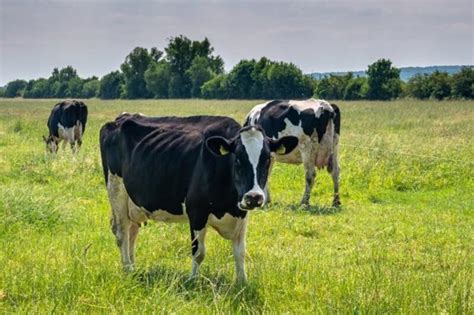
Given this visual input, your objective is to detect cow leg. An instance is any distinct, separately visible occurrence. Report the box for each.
[264,156,275,203]
[107,173,133,272]
[75,123,83,152]
[329,147,341,207]
[300,150,316,206]
[190,226,207,278]
[232,217,248,282]
[128,222,140,265]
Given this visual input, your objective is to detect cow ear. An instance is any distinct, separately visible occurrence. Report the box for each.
[270,136,298,155]
[206,136,234,157]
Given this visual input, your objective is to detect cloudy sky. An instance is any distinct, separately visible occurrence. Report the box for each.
[0,0,472,85]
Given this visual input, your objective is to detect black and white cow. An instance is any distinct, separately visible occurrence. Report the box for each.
[245,99,341,207]
[99,113,298,281]
[43,100,88,153]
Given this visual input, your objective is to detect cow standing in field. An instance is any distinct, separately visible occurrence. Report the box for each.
[43,100,88,153]
[245,99,341,207]
[99,113,298,281]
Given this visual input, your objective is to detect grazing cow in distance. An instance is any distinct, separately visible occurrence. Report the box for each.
[43,100,88,153]
[99,113,298,281]
[244,99,341,207]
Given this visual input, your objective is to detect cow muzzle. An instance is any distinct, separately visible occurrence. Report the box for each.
[239,192,265,210]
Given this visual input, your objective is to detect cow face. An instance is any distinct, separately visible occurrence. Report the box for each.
[206,126,298,210]
[42,135,58,154]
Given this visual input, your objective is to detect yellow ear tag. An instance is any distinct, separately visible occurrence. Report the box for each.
[276,144,286,155]
[219,145,230,155]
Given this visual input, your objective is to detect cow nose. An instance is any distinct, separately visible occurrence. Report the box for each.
[244,192,264,209]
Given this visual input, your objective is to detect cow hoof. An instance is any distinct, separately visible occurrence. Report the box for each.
[332,198,341,208]
[123,264,135,273]
[299,200,310,208]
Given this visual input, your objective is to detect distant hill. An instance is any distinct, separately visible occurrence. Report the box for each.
[309,65,472,81]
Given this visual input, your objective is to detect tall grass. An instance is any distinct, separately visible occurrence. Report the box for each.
[0,99,472,313]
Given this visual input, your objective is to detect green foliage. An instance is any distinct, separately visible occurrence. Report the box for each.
[3,36,471,100]
[203,58,313,99]
[367,59,402,100]
[201,75,228,99]
[451,67,474,99]
[120,47,156,99]
[407,74,431,99]
[145,61,172,98]
[186,57,216,98]
[67,77,84,98]
[343,76,367,100]
[0,86,5,97]
[4,79,27,97]
[99,71,124,99]
[164,36,224,98]
[82,79,100,98]
[429,71,451,100]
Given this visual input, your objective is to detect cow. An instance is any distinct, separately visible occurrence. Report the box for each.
[99,113,298,281]
[43,100,88,153]
[244,99,341,207]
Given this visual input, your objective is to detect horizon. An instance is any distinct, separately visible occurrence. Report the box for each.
[1,0,472,85]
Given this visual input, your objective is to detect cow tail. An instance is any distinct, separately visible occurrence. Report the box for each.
[330,103,341,135]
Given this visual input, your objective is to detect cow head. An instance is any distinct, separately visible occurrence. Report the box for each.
[206,126,298,210]
[42,135,58,154]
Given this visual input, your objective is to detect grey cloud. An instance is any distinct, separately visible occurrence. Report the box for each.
[0,0,472,85]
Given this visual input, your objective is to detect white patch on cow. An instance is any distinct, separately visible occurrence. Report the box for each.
[240,128,266,206]
[147,209,188,223]
[208,213,246,240]
[127,198,187,224]
[208,213,248,281]
[191,227,207,277]
[289,98,333,118]
[58,122,76,144]
[245,101,270,125]
[107,172,134,270]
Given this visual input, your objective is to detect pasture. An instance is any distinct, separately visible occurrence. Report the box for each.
[0,98,472,313]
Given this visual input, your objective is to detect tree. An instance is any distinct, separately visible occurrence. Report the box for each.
[120,47,154,99]
[451,67,474,99]
[165,35,224,98]
[366,59,401,100]
[226,59,257,99]
[429,71,451,100]
[4,79,27,97]
[82,79,100,98]
[144,61,172,98]
[23,78,51,98]
[263,61,313,99]
[99,71,124,99]
[201,75,228,99]
[67,77,84,98]
[407,74,431,99]
[186,56,215,98]
[314,73,353,99]
[343,77,367,100]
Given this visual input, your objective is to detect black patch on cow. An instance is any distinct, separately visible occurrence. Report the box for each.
[47,100,88,137]
[100,114,249,220]
[247,100,338,143]
[330,103,341,135]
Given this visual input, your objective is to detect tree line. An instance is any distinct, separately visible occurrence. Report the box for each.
[1,35,472,100]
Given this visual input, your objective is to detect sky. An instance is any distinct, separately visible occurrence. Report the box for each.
[0,0,472,85]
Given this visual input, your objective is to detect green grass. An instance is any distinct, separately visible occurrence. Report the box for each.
[0,98,472,313]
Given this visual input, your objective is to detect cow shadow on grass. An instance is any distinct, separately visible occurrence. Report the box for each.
[270,202,342,216]
[132,266,264,312]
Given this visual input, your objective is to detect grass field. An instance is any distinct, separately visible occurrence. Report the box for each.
[0,98,472,313]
